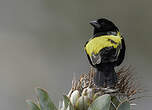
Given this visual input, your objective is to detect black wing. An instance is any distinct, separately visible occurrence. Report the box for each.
[84,36,126,67]
[113,36,126,66]
[97,46,119,64]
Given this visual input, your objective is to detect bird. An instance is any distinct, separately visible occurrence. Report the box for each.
[84,18,126,88]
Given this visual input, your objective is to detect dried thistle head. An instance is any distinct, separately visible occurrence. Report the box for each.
[116,66,143,101]
[64,66,141,110]
[27,66,142,110]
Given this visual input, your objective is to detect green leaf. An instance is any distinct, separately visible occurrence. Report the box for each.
[111,96,120,107]
[63,95,70,109]
[26,100,40,110]
[88,94,111,110]
[36,88,57,110]
[117,101,130,110]
[76,96,90,110]
[70,90,80,106]
[63,95,74,110]
[109,103,115,110]
[63,95,69,109]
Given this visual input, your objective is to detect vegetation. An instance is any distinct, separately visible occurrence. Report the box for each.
[26,67,141,110]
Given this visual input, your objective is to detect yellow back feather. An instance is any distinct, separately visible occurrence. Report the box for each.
[85,34,122,57]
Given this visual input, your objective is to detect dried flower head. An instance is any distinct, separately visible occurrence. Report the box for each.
[27,66,142,110]
[65,66,141,110]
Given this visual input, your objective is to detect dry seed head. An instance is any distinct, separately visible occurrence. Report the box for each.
[68,66,140,102]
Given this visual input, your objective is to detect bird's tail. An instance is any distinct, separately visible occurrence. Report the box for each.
[94,66,117,88]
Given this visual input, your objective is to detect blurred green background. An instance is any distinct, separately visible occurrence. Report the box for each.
[0,0,151,110]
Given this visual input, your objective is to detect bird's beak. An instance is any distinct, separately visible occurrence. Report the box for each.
[90,21,101,28]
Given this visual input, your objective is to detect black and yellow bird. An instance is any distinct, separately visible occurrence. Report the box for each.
[84,18,126,88]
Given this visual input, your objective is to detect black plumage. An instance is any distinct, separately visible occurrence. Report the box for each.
[84,18,126,87]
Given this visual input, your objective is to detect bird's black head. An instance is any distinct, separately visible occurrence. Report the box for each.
[90,18,119,35]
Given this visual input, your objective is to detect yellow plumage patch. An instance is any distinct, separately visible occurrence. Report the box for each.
[85,35,122,57]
